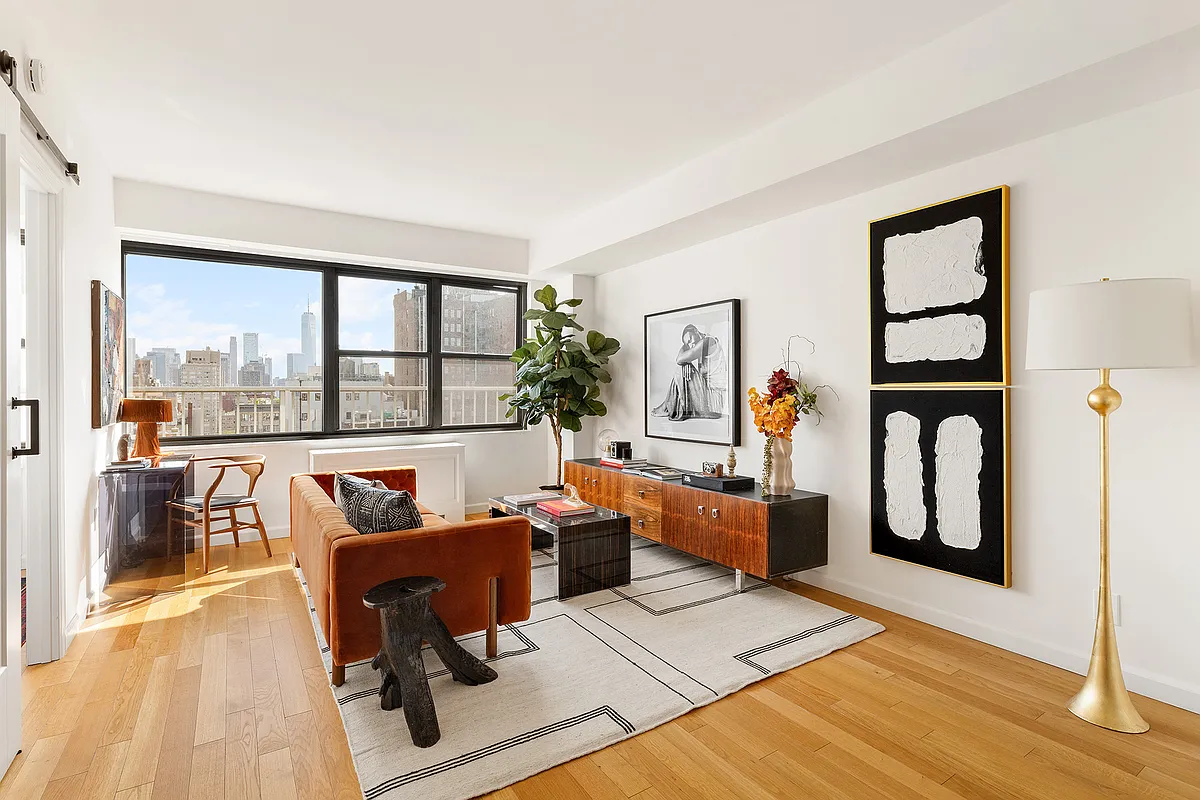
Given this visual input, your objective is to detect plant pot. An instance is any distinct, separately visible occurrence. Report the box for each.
[764,436,796,496]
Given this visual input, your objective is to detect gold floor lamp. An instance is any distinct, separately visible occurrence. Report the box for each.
[1026,277,1194,734]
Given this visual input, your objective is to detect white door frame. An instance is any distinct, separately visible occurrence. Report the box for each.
[19,120,66,664]
[1,80,24,778]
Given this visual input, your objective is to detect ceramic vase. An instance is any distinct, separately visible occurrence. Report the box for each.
[765,436,795,496]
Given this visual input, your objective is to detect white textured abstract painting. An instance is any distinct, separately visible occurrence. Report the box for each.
[883,313,986,364]
[883,411,925,540]
[934,415,983,550]
[882,217,986,315]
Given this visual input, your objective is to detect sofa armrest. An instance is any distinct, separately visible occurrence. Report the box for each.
[327,516,532,666]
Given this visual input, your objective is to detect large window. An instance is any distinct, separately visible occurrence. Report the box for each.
[123,242,524,441]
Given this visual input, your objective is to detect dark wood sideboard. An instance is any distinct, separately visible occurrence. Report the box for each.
[564,458,827,579]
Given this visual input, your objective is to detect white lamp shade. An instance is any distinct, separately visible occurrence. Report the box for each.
[1025,278,1194,371]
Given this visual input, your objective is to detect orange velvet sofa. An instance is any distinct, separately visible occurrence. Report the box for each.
[289,467,532,685]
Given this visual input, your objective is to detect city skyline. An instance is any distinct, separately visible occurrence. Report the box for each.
[125,254,518,436]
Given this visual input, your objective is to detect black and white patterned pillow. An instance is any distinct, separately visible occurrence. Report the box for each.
[333,472,424,535]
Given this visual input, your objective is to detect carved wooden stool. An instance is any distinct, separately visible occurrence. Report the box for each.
[363,576,497,748]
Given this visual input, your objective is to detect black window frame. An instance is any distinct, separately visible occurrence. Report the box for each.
[121,241,526,444]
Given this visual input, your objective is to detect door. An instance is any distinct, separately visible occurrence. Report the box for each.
[0,85,23,776]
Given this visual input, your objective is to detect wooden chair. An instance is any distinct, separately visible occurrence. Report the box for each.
[166,455,271,574]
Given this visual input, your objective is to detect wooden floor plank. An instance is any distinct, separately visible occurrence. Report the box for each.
[284,711,333,800]
[194,634,228,745]
[1,733,70,799]
[258,747,300,800]
[187,741,225,800]
[7,540,1199,800]
[226,630,254,715]
[268,618,310,718]
[118,653,181,791]
[152,665,203,800]
[78,741,131,800]
[249,635,289,755]
[224,709,259,800]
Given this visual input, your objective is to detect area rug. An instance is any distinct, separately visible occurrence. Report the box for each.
[301,536,883,800]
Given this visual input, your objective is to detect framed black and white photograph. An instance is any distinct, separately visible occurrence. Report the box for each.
[644,299,740,446]
[870,388,1010,587]
[870,186,1009,386]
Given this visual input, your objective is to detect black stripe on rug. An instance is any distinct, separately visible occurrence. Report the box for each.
[337,625,540,705]
[733,614,859,674]
[363,706,635,799]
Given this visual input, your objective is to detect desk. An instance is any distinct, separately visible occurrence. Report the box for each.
[98,454,194,584]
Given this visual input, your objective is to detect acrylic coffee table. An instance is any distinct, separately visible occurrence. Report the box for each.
[488,497,631,599]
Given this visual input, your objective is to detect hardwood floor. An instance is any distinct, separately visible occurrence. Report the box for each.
[4,539,1198,800]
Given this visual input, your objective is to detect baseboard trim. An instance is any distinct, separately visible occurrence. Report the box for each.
[795,571,1200,715]
[465,502,490,516]
[206,524,290,548]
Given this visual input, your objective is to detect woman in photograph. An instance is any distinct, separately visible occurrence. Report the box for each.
[652,324,727,421]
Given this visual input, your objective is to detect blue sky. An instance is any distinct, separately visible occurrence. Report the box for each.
[125,255,423,363]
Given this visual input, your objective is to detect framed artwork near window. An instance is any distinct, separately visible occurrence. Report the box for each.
[91,279,126,428]
[644,299,740,446]
[869,186,1009,386]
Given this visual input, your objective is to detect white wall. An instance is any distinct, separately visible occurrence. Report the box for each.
[1,2,122,639]
[115,180,529,276]
[185,428,548,544]
[592,91,1200,712]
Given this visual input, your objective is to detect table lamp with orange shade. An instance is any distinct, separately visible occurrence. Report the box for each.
[118,398,174,458]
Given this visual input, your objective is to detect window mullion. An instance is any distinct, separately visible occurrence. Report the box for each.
[322,265,339,434]
[429,276,443,429]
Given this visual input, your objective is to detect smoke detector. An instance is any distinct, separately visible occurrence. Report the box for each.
[27,59,46,93]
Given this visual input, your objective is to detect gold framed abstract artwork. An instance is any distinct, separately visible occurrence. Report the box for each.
[869,185,1009,386]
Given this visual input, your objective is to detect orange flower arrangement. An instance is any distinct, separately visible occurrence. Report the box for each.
[747,344,831,494]
[748,385,799,440]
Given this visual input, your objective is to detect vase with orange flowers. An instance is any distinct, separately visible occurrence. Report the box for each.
[747,339,830,496]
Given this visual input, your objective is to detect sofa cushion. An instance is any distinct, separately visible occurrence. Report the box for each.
[333,472,424,535]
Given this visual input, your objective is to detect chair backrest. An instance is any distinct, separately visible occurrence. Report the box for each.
[191,455,266,498]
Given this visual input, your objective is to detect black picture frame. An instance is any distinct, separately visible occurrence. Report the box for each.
[644,299,741,446]
[869,186,1009,386]
[869,388,1010,587]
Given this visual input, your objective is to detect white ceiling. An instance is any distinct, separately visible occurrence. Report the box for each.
[38,0,1003,238]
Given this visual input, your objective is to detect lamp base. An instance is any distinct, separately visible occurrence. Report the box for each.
[1069,369,1149,735]
[1068,668,1149,734]
[131,422,163,459]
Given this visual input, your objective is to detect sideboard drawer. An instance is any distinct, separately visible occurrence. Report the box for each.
[626,503,662,542]
[623,476,663,509]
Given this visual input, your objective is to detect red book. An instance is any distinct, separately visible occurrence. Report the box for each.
[536,499,594,517]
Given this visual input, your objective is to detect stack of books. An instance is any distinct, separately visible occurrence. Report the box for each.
[502,491,561,505]
[598,456,648,469]
[535,498,595,518]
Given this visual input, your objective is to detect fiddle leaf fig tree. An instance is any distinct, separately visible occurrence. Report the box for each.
[500,285,621,486]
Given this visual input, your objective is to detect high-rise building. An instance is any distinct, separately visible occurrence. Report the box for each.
[301,300,317,366]
[263,356,273,385]
[132,358,157,388]
[180,347,222,434]
[238,361,267,387]
[243,332,260,364]
[392,287,428,396]
[220,352,231,385]
[126,337,137,391]
[287,352,311,379]
[438,288,518,424]
[229,335,239,385]
[148,347,181,386]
